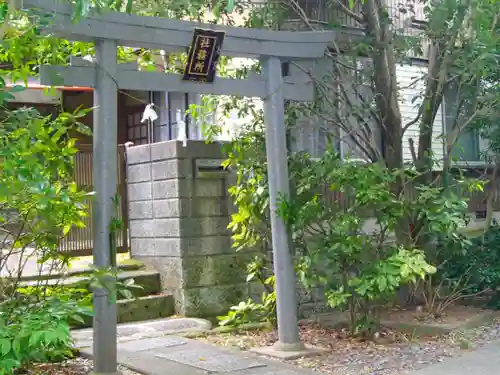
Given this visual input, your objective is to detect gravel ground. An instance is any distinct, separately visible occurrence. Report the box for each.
[22,357,141,375]
[199,319,500,375]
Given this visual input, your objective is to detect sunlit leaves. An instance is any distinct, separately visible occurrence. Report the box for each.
[0,106,92,257]
[0,296,92,374]
[71,0,135,19]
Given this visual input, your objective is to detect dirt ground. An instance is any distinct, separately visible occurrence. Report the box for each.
[199,309,500,375]
[22,358,139,375]
[382,305,492,325]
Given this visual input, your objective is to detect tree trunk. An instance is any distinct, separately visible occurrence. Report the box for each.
[363,0,410,245]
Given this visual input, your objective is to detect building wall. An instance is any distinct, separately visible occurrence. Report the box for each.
[398,62,488,165]
[289,59,489,166]
[398,63,444,163]
[7,77,61,104]
[11,88,61,104]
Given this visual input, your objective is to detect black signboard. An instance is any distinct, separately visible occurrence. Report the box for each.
[182,28,225,83]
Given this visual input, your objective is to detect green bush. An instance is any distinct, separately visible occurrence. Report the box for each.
[0,296,92,374]
[0,104,93,373]
[17,285,93,319]
[217,255,276,328]
[440,222,500,308]
[280,151,436,335]
[218,105,480,333]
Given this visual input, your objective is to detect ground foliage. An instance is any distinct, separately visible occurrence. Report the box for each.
[440,223,500,309]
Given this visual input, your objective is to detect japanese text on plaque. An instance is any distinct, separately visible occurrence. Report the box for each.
[183,28,225,83]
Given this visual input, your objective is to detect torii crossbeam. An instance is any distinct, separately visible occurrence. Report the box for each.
[22,0,335,373]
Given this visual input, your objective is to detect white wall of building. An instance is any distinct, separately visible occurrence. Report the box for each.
[398,63,445,163]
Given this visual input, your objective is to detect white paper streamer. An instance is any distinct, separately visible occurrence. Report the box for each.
[82,55,94,63]
[141,103,158,123]
[176,110,187,147]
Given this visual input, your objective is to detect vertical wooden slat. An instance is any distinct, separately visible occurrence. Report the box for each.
[58,144,128,257]
[117,144,129,251]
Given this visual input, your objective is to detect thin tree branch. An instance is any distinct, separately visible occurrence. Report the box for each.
[331,0,365,24]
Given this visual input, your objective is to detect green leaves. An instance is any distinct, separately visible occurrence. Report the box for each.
[441,223,500,303]
[271,150,449,335]
[225,0,235,13]
[0,106,91,262]
[350,249,436,300]
[217,299,269,328]
[71,0,136,19]
[72,0,92,20]
[0,100,93,374]
[0,340,11,357]
[0,296,91,374]
[218,256,277,328]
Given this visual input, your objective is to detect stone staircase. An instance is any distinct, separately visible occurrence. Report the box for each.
[18,261,174,327]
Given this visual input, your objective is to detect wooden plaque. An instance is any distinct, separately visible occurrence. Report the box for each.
[182,28,225,83]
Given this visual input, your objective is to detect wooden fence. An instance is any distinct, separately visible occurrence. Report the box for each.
[58,144,129,257]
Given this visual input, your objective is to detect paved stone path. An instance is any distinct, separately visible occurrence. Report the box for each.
[81,336,324,375]
[73,318,322,375]
[72,317,213,348]
[74,318,500,375]
[409,339,500,375]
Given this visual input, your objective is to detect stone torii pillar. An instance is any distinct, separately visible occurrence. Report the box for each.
[22,0,335,370]
[261,56,299,351]
[91,39,120,375]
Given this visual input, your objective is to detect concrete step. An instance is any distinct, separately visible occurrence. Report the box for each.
[116,294,175,324]
[20,269,162,297]
[15,260,146,282]
[18,262,173,328]
[19,266,175,327]
[75,293,175,328]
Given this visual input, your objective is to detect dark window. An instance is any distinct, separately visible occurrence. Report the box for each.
[444,83,480,162]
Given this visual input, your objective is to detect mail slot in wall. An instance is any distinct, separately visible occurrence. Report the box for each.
[194,158,229,179]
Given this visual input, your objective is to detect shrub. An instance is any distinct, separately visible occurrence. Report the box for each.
[280,151,436,335]
[217,255,276,327]
[222,124,479,334]
[439,222,500,309]
[0,295,92,374]
[0,105,93,373]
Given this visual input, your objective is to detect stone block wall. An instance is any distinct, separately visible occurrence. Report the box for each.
[125,140,255,317]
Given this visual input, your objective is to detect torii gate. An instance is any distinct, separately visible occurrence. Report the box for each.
[22,0,334,373]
